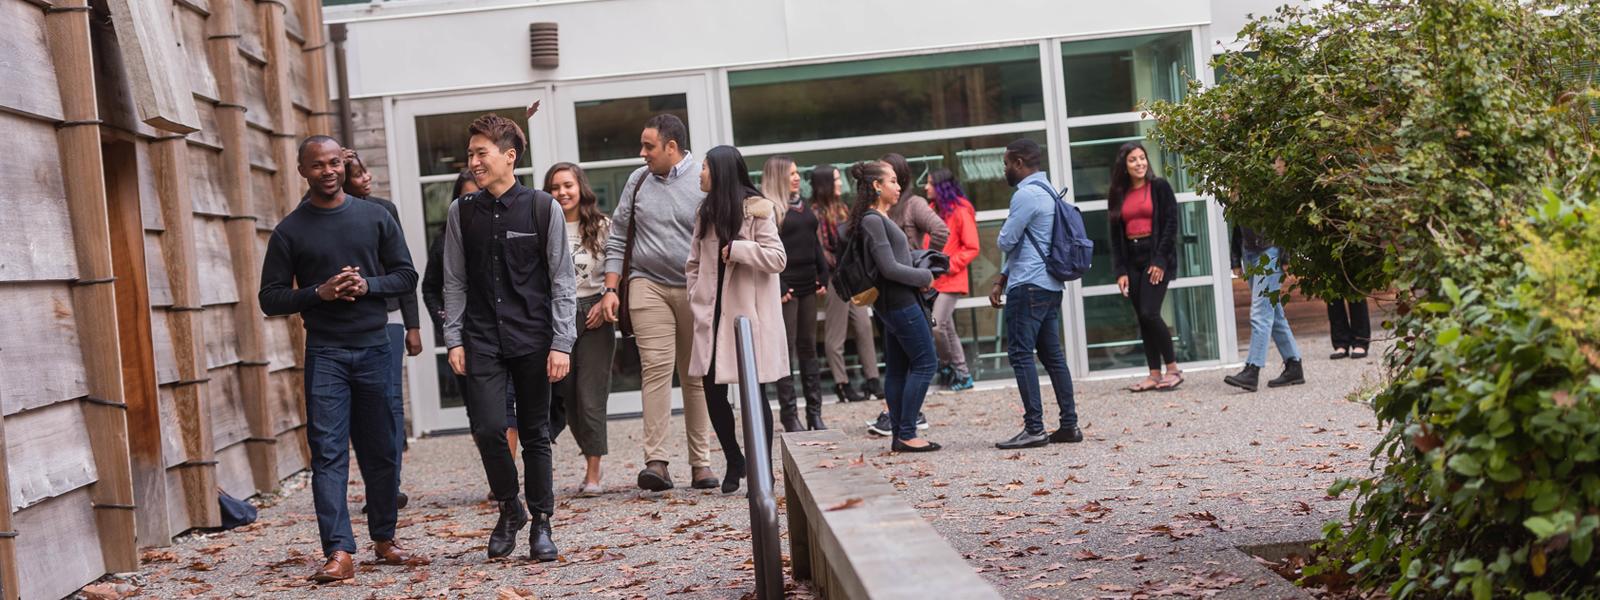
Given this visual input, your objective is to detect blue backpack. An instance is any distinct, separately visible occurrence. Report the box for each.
[1020,180,1094,282]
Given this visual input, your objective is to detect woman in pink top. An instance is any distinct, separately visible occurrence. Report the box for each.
[1106,142,1182,392]
[923,169,981,391]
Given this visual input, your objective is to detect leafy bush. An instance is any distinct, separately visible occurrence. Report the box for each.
[1147,0,1600,596]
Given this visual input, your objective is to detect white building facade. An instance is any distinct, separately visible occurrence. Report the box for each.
[327,0,1288,434]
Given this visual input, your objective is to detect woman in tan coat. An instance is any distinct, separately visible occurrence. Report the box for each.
[686,145,787,494]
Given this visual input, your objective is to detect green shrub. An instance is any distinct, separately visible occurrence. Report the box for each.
[1146,0,1600,596]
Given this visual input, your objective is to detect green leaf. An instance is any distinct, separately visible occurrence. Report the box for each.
[1453,558,1483,574]
[1419,302,1452,313]
[1442,278,1462,305]
[1572,533,1593,566]
[1448,453,1483,476]
[1524,516,1560,540]
[1437,326,1462,346]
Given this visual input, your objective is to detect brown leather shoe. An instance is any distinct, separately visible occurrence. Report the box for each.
[636,460,673,491]
[374,540,430,566]
[308,550,354,582]
[690,466,720,490]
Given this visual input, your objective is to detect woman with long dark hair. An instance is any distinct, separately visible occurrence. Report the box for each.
[542,162,615,496]
[923,169,981,391]
[847,160,941,452]
[813,166,882,404]
[764,156,829,432]
[686,145,788,493]
[1106,142,1183,391]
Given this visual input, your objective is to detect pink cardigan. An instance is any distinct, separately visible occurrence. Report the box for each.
[686,196,790,384]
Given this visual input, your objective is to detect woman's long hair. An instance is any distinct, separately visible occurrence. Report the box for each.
[697,145,763,245]
[760,155,796,207]
[1106,141,1159,225]
[809,165,846,226]
[542,162,607,257]
[844,160,891,239]
[927,168,967,218]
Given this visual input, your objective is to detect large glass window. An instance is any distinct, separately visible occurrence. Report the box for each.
[1083,286,1219,371]
[729,46,1045,146]
[1080,201,1212,287]
[746,132,1048,213]
[1067,121,1190,201]
[1061,31,1194,116]
[415,108,532,177]
[574,94,689,162]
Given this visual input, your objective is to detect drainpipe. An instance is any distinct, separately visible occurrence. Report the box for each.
[330,23,354,147]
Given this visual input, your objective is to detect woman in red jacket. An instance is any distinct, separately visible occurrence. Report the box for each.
[924,169,981,391]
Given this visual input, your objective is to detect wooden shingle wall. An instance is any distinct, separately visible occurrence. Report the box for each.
[0,0,331,595]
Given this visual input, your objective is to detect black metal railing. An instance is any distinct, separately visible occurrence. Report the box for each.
[735,316,783,600]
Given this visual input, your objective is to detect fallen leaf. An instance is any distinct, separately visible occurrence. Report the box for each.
[826,498,864,511]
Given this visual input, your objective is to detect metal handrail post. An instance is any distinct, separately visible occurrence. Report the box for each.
[735,316,783,599]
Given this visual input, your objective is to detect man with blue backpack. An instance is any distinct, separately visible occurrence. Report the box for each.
[989,139,1090,450]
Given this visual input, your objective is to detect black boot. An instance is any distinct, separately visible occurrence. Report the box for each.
[486,498,527,558]
[1268,359,1306,387]
[1223,364,1260,392]
[833,381,863,403]
[862,378,884,401]
[528,513,558,562]
[801,360,827,430]
[776,376,805,433]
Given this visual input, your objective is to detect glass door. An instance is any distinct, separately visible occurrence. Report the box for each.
[550,75,714,416]
[393,88,553,434]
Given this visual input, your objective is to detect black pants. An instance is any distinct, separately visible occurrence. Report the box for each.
[462,350,554,518]
[1125,237,1176,370]
[704,370,774,476]
[1326,299,1371,350]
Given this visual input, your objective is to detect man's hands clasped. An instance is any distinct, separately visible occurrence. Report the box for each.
[316,266,368,302]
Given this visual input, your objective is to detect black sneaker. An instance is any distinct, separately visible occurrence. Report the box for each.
[866,412,892,436]
[916,412,930,430]
[995,430,1049,449]
[1049,426,1084,444]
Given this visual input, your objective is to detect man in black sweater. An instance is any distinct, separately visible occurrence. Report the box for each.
[259,136,426,582]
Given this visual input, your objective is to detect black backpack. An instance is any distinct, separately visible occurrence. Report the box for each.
[830,214,882,306]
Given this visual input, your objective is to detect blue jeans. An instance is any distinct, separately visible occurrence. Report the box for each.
[1005,284,1077,435]
[303,344,399,557]
[384,323,406,482]
[1244,247,1301,367]
[878,303,938,440]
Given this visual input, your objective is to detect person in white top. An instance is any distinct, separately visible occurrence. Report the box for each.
[543,162,614,496]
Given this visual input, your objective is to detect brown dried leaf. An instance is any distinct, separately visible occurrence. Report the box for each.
[826,497,865,511]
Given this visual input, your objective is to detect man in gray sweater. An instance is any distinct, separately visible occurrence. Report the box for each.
[595,114,717,491]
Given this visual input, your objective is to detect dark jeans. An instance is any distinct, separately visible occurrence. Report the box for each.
[1327,299,1371,350]
[303,344,399,557]
[462,349,554,517]
[878,303,937,440]
[550,294,616,456]
[777,291,823,408]
[383,323,407,482]
[1005,284,1078,435]
[1125,237,1176,370]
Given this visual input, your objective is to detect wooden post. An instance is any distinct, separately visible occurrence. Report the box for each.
[151,137,222,528]
[0,391,20,600]
[103,135,174,547]
[261,0,309,471]
[45,0,139,572]
[299,0,333,136]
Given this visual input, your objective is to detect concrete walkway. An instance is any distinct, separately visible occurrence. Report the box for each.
[118,336,1386,599]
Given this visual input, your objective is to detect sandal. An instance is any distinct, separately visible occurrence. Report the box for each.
[576,482,602,498]
[1128,377,1161,393]
[1350,347,1369,359]
[1329,347,1350,360]
[1157,371,1185,391]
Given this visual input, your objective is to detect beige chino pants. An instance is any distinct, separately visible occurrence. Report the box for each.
[629,278,712,467]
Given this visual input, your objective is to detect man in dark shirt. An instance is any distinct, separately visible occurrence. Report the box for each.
[342,149,421,511]
[259,136,425,582]
[442,114,576,562]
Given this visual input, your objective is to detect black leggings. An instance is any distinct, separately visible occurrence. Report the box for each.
[1125,237,1176,370]
[703,259,774,477]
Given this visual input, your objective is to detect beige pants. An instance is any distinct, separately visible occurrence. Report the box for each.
[629,278,711,467]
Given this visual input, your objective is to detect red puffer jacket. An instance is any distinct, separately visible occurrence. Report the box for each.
[931,198,979,295]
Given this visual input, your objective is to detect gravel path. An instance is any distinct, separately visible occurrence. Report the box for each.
[116,336,1388,599]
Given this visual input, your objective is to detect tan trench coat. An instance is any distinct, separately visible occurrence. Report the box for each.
[686,196,788,384]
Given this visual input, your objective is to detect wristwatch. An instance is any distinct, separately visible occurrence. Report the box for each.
[603,286,619,296]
